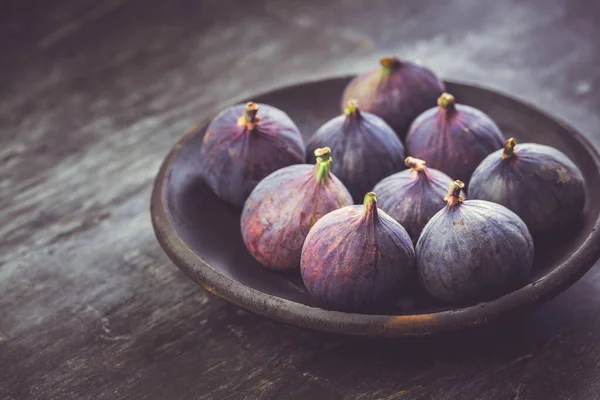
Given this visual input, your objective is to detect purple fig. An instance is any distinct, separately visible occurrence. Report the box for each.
[468,138,586,239]
[341,56,445,138]
[200,102,306,207]
[301,192,415,311]
[405,93,505,184]
[417,180,534,304]
[306,100,405,202]
[373,157,463,243]
[241,147,353,272]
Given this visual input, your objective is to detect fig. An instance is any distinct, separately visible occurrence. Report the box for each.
[300,192,415,311]
[241,147,353,272]
[405,93,504,184]
[468,138,586,239]
[417,180,534,304]
[373,157,462,243]
[306,100,405,202]
[200,102,306,207]
[341,56,445,138]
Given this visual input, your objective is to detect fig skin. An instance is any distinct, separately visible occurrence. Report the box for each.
[468,138,586,239]
[417,181,534,304]
[241,147,353,272]
[405,93,504,184]
[200,102,306,207]
[301,192,415,312]
[306,100,405,203]
[373,157,463,243]
[341,56,445,138]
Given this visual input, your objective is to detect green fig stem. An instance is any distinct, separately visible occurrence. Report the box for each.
[237,102,261,130]
[314,147,332,182]
[502,138,517,159]
[363,192,379,219]
[344,100,361,118]
[405,156,427,172]
[437,93,457,114]
[380,56,402,71]
[444,180,465,207]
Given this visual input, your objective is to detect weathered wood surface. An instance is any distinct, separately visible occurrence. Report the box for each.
[1,0,599,399]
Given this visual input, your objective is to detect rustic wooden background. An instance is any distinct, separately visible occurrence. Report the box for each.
[1,0,599,399]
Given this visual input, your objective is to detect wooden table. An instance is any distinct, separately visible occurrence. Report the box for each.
[2,1,599,399]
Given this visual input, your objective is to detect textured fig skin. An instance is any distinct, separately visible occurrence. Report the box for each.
[417,199,534,304]
[373,164,461,243]
[241,164,353,272]
[199,103,305,207]
[300,196,415,311]
[468,143,585,239]
[405,101,504,184]
[341,60,444,138]
[306,110,405,202]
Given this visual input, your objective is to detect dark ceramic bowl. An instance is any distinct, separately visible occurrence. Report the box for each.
[151,76,600,337]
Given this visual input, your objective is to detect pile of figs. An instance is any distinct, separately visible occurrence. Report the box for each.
[199,57,587,312]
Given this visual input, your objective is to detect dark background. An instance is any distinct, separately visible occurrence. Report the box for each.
[1,0,599,399]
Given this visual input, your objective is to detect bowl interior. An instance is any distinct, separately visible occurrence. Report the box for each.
[163,77,600,315]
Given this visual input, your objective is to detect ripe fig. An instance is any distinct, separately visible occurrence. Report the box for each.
[306,100,405,202]
[373,157,463,243]
[468,138,586,239]
[241,147,353,272]
[200,102,306,207]
[341,56,445,138]
[405,93,504,184]
[301,192,416,311]
[417,181,534,304]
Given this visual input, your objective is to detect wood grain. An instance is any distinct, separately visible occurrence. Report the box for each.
[1,0,599,399]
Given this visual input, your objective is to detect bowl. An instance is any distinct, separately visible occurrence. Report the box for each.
[150,76,600,337]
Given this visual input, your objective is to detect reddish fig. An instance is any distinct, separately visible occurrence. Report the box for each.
[417,181,534,304]
[306,100,405,202]
[405,93,504,184]
[200,102,305,207]
[301,192,415,311]
[373,157,463,243]
[341,57,445,138]
[468,138,586,239]
[241,147,353,272]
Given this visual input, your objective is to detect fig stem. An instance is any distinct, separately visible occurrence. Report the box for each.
[380,56,402,70]
[437,93,456,114]
[344,100,361,118]
[363,192,379,219]
[237,102,261,130]
[444,180,465,206]
[502,138,517,159]
[405,156,426,172]
[314,147,332,182]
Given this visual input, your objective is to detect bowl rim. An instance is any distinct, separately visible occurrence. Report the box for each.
[150,76,600,337]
